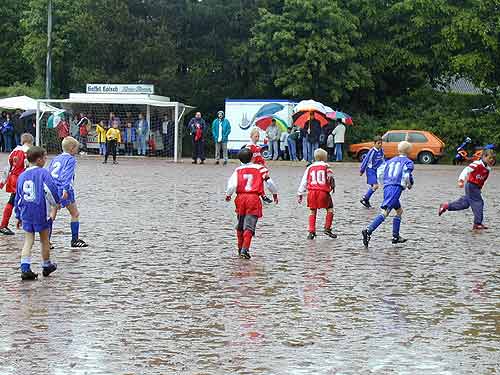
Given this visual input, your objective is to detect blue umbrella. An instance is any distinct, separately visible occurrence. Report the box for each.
[20,109,36,119]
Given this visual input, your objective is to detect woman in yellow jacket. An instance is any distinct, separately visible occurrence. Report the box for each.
[95,120,108,155]
[104,121,121,164]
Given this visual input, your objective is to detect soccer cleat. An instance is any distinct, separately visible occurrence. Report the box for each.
[392,236,408,244]
[307,232,316,240]
[42,263,57,277]
[49,242,55,250]
[21,269,38,280]
[192,160,197,164]
[240,249,251,259]
[237,248,241,256]
[472,224,488,230]
[71,239,89,248]
[360,198,371,208]
[262,196,273,204]
[438,203,448,216]
[0,227,15,235]
[362,229,371,248]
[323,229,337,239]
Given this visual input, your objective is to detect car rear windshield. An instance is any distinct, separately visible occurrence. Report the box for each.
[408,133,428,143]
[384,132,407,142]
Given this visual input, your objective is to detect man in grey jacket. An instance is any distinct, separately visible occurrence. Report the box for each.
[266,119,281,161]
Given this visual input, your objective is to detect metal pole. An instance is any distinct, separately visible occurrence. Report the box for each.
[146,105,151,155]
[36,101,41,146]
[174,103,179,163]
[45,0,52,99]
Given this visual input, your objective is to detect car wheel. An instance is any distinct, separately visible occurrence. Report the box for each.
[358,150,368,162]
[418,151,434,164]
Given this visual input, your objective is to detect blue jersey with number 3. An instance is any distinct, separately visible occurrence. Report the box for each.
[15,167,60,225]
[48,152,77,192]
[379,156,414,188]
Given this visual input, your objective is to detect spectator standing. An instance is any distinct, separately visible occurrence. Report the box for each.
[13,110,24,146]
[266,119,281,160]
[279,128,289,160]
[211,110,231,165]
[56,116,70,149]
[0,112,6,152]
[135,113,150,156]
[187,112,207,164]
[304,112,321,164]
[123,122,136,156]
[161,114,171,157]
[108,112,121,128]
[327,131,335,162]
[288,126,299,161]
[1,113,14,152]
[332,119,346,162]
[78,114,89,154]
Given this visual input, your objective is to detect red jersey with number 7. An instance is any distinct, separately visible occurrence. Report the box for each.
[298,161,333,193]
[235,164,269,195]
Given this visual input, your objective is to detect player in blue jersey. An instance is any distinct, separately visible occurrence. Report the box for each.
[360,136,385,208]
[362,141,414,247]
[48,136,88,248]
[15,146,60,280]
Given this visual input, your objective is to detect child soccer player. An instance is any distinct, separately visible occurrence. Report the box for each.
[104,120,121,164]
[0,133,34,235]
[48,136,88,248]
[95,120,107,156]
[297,148,337,239]
[362,141,414,247]
[245,127,273,204]
[438,149,496,229]
[15,146,60,280]
[225,148,279,259]
[360,136,385,208]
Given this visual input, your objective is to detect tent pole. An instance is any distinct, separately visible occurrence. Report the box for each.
[36,101,41,146]
[174,103,179,163]
[146,104,151,155]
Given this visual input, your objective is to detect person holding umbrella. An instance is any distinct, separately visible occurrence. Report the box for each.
[332,119,346,161]
[304,111,321,164]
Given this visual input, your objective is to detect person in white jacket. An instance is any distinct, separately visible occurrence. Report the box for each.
[332,120,346,161]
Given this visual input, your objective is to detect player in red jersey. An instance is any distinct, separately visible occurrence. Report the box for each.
[439,148,495,230]
[245,127,273,204]
[0,133,34,235]
[225,148,278,259]
[297,148,337,239]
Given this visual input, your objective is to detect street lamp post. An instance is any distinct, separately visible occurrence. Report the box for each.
[45,0,52,99]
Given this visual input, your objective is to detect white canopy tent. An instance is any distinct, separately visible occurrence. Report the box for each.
[37,93,194,162]
[0,95,59,112]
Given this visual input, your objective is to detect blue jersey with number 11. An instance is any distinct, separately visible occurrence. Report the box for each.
[380,156,414,188]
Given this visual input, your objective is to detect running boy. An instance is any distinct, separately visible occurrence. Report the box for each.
[297,148,336,239]
[360,136,385,208]
[438,148,495,229]
[15,146,60,280]
[362,141,414,247]
[245,127,272,203]
[48,136,88,247]
[0,133,34,235]
[225,148,278,259]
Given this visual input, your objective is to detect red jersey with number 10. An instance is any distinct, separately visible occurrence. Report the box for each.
[302,162,334,193]
[246,143,266,166]
[236,164,269,195]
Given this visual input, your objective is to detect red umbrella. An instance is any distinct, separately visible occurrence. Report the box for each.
[292,111,329,128]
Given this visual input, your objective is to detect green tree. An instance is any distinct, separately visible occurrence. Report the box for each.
[251,0,370,103]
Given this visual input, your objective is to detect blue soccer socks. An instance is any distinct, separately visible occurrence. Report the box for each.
[367,214,386,234]
[70,221,80,241]
[20,257,31,273]
[364,187,375,201]
[392,216,402,238]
